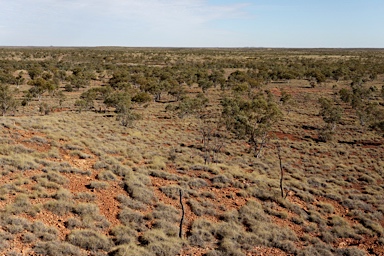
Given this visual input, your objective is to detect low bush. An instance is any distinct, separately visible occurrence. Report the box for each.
[5,194,40,216]
[88,181,109,190]
[139,229,182,256]
[151,220,179,237]
[74,192,96,202]
[334,247,366,256]
[188,218,216,247]
[28,221,58,241]
[108,243,150,256]
[65,218,83,230]
[152,203,179,223]
[188,178,209,188]
[124,176,156,204]
[33,241,83,256]
[3,216,31,234]
[21,232,36,243]
[67,229,112,251]
[211,174,231,188]
[110,225,137,245]
[118,208,147,231]
[44,200,74,216]
[53,188,73,200]
[115,194,147,210]
[159,185,182,200]
[97,170,117,181]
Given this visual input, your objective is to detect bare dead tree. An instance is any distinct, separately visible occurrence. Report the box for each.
[254,131,268,158]
[277,143,284,198]
[211,132,224,164]
[179,189,185,239]
[201,125,212,165]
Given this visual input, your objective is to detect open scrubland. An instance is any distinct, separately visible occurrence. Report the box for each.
[0,47,383,255]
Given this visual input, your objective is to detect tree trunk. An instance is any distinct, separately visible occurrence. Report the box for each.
[277,143,284,198]
[179,189,184,239]
[255,132,268,158]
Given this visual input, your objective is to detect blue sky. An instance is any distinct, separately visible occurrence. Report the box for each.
[0,0,383,47]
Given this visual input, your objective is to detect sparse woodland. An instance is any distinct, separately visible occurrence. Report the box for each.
[0,47,383,255]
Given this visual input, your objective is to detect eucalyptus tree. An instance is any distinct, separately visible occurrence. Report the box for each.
[221,92,282,158]
[0,83,18,116]
[27,77,57,102]
[318,97,343,141]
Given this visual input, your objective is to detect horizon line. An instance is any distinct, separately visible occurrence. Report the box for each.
[1,46,384,50]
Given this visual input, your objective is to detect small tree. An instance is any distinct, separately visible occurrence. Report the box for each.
[318,97,343,141]
[166,93,208,119]
[104,92,139,127]
[27,78,57,101]
[0,83,18,116]
[280,90,294,114]
[338,88,352,103]
[14,72,25,88]
[221,93,282,158]
[356,102,382,128]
